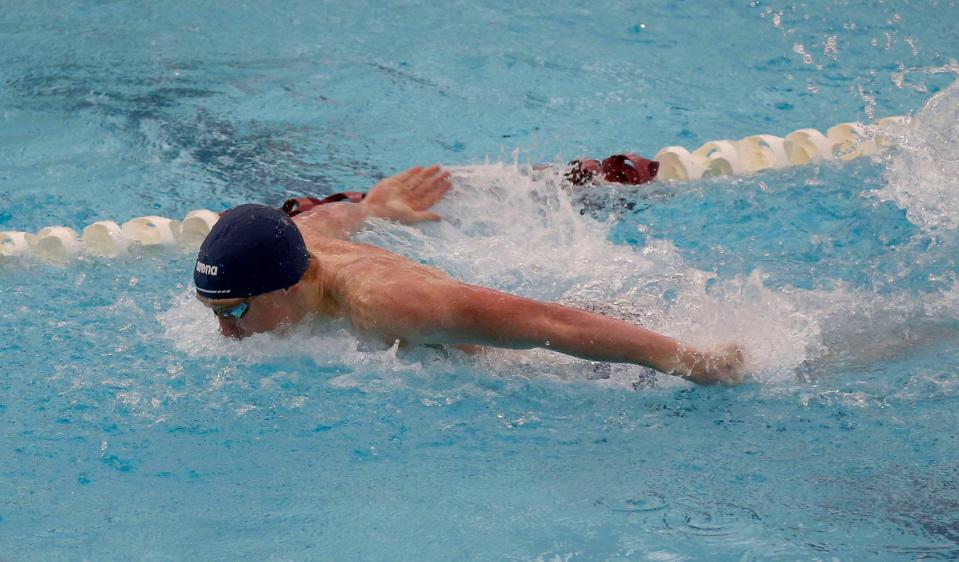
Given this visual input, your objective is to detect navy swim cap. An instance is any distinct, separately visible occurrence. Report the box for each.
[194,204,311,300]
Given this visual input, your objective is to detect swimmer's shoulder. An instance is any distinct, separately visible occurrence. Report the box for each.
[305,236,396,260]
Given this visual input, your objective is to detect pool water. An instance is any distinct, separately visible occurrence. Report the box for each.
[2,1,959,559]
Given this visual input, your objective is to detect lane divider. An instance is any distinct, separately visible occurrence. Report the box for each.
[0,115,911,263]
[1,211,219,263]
[654,115,908,181]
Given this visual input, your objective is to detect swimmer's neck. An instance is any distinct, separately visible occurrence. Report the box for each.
[302,257,343,318]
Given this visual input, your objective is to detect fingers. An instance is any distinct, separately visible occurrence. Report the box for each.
[421,164,442,176]
[711,344,747,384]
[685,343,747,385]
[398,165,437,183]
[407,167,452,209]
[377,165,435,191]
[419,170,452,198]
[425,179,452,206]
[378,164,452,212]
[407,165,446,190]
[413,183,451,211]
[393,166,424,183]
[414,210,442,222]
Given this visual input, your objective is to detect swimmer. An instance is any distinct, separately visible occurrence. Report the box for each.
[194,165,745,385]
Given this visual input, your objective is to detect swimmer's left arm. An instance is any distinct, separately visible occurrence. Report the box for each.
[294,165,452,241]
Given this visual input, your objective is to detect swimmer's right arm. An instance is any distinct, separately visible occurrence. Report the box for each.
[448,287,746,385]
[294,165,452,241]
[358,280,746,385]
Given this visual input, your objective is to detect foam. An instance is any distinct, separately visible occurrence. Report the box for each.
[877,75,959,233]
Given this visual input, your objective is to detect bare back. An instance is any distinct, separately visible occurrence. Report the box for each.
[303,235,461,340]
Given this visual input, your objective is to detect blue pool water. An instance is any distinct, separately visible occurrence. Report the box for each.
[2,1,959,559]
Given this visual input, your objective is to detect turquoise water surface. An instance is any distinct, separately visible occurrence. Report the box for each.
[2,1,959,559]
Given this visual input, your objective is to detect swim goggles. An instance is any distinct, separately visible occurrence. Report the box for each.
[212,302,249,320]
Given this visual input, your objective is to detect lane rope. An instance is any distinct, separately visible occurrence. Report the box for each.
[0,116,910,263]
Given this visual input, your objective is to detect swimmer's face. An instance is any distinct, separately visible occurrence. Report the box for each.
[197,288,305,339]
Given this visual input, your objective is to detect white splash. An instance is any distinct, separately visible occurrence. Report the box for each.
[877,74,959,233]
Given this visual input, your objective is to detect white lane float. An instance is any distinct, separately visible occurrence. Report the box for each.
[34,227,82,262]
[121,216,181,247]
[827,122,877,160]
[0,231,36,258]
[1,209,220,263]
[783,128,838,165]
[82,221,128,258]
[736,134,790,172]
[694,140,747,177]
[654,146,707,181]
[178,210,220,245]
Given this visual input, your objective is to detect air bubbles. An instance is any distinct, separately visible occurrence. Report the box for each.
[792,43,815,65]
[904,36,919,57]
[824,35,839,60]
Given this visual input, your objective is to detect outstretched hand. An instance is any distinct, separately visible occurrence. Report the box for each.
[682,343,748,385]
[362,165,452,225]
